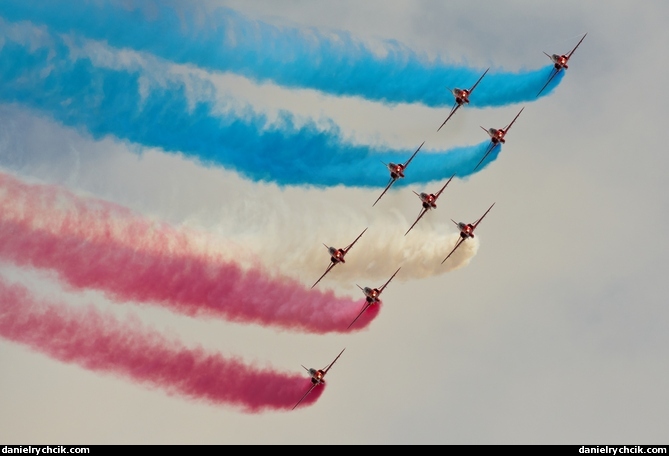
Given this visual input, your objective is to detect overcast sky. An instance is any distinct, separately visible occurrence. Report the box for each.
[1,0,668,444]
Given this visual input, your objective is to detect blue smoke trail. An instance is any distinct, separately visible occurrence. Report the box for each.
[0,25,501,187]
[0,0,562,107]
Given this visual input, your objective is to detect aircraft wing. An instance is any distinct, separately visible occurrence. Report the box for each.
[403,141,425,168]
[441,237,466,265]
[469,67,490,93]
[379,267,401,293]
[567,33,587,58]
[292,383,318,410]
[437,103,460,132]
[434,174,456,199]
[473,202,495,229]
[347,302,372,330]
[372,178,396,207]
[344,227,368,254]
[480,125,493,138]
[473,142,498,172]
[504,107,524,133]
[323,348,346,374]
[311,262,337,289]
[537,68,561,97]
[405,207,429,236]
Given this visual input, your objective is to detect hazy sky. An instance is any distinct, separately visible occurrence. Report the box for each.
[1,0,668,444]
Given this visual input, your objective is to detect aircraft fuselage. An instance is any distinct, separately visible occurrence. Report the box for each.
[458,222,475,238]
[551,54,569,69]
[309,369,325,384]
[329,247,345,263]
[420,193,437,209]
[453,88,471,105]
[487,128,506,144]
[363,287,380,303]
[388,163,405,179]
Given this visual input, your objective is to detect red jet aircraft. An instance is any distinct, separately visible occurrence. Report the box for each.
[405,174,455,236]
[438,68,489,132]
[537,33,587,97]
[441,203,495,265]
[372,141,424,207]
[475,107,524,171]
[348,267,401,330]
[312,228,368,289]
[293,348,346,410]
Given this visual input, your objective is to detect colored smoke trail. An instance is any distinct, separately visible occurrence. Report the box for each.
[0,0,562,106]
[0,172,380,334]
[0,21,499,187]
[0,162,480,288]
[0,276,324,412]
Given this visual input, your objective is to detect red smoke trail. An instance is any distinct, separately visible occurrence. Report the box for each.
[0,172,379,333]
[0,276,325,412]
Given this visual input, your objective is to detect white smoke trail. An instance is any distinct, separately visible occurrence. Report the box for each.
[0,140,479,293]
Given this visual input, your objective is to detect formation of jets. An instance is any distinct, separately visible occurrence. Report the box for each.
[294,33,586,411]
